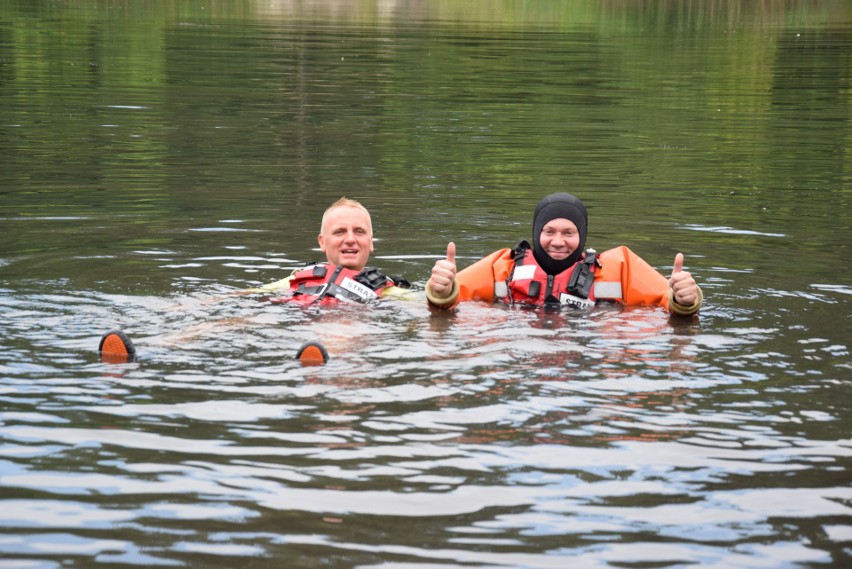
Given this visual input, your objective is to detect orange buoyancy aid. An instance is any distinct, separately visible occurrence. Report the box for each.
[500,242,599,309]
[280,264,399,305]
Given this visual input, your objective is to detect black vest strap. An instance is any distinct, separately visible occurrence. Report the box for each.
[505,241,532,306]
[566,250,599,299]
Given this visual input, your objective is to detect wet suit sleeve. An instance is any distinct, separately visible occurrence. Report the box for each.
[380,286,419,301]
[244,272,295,294]
[425,279,460,308]
[597,246,702,315]
[668,286,703,316]
[426,248,514,309]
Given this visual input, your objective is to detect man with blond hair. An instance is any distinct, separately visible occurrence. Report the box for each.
[251,197,411,303]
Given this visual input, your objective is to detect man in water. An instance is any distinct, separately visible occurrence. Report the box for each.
[99,197,411,364]
[425,192,702,316]
[250,197,411,303]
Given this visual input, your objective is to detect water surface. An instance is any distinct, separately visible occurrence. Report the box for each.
[1,1,850,567]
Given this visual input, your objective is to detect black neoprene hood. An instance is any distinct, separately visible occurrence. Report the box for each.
[531,192,588,275]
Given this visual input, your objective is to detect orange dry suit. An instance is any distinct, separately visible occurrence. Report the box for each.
[272,263,409,306]
[426,241,701,316]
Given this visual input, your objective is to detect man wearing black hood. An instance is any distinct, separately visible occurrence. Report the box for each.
[426,193,702,316]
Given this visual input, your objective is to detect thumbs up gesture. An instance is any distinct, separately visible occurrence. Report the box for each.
[429,242,458,298]
[668,253,699,306]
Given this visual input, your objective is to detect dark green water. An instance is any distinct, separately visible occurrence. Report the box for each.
[1,1,850,567]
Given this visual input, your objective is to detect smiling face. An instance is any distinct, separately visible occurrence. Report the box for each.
[539,217,580,261]
[318,204,374,270]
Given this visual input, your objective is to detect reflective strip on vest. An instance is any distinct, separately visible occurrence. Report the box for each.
[494,281,508,298]
[593,281,623,300]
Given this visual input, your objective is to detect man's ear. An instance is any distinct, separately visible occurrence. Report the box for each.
[317,233,326,252]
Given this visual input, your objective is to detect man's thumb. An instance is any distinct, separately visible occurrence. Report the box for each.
[446,242,456,264]
[672,252,684,276]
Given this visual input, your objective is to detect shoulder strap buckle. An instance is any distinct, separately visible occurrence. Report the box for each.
[354,267,390,291]
[511,240,531,263]
[567,249,598,299]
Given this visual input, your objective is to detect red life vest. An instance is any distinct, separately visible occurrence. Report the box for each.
[501,243,599,309]
[278,264,398,305]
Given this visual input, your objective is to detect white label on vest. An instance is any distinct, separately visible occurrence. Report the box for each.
[559,293,595,310]
[339,277,378,301]
[513,264,537,281]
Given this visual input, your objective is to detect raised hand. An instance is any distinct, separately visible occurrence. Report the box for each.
[668,252,699,306]
[429,242,458,297]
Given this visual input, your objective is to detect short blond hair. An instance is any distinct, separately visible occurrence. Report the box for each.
[320,197,372,234]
